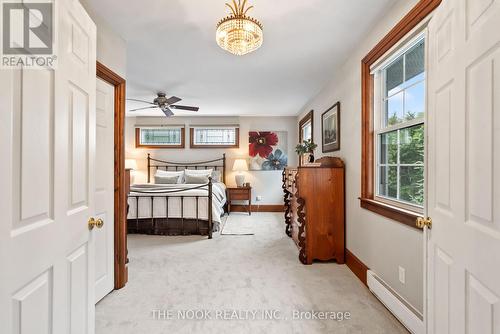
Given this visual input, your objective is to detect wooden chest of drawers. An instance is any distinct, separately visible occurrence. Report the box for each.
[282,157,345,265]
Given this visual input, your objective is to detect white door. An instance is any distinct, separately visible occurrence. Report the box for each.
[0,0,97,333]
[94,78,115,303]
[426,0,500,333]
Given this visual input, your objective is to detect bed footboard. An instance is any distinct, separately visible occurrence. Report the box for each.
[127,179,215,239]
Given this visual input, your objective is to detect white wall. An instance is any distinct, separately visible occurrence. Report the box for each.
[80,0,127,78]
[126,116,298,205]
[297,0,423,313]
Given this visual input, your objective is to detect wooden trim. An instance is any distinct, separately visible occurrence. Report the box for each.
[299,110,314,143]
[135,127,185,149]
[96,61,128,290]
[346,249,369,287]
[361,0,441,65]
[360,0,440,228]
[230,204,284,213]
[299,111,314,166]
[189,127,240,149]
[360,198,421,229]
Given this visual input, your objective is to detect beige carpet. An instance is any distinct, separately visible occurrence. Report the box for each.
[221,213,254,235]
[96,213,408,334]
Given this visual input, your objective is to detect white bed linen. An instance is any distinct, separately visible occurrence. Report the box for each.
[127,183,226,223]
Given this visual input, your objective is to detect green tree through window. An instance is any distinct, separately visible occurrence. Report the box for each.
[377,38,425,208]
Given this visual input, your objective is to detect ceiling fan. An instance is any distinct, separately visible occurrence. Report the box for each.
[127,92,199,117]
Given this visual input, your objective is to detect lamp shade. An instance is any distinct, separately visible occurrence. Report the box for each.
[232,159,248,172]
[125,159,137,170]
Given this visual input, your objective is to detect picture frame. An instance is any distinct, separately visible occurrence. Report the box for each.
[321,102,340,152]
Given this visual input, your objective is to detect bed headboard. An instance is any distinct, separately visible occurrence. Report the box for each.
[147,153,226,184]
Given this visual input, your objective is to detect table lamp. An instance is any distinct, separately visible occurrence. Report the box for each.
[232,159,248,187]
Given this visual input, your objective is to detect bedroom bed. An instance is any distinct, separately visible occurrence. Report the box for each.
[127,154,227,239]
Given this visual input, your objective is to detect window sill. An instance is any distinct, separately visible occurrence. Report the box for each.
[359,197,422,230]
[189,144,239,149]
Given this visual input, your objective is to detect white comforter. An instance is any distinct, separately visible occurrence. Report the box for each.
[127,183,227,223]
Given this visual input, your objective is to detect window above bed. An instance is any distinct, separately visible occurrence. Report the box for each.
[135,126,185,149]
[189,126,239,148]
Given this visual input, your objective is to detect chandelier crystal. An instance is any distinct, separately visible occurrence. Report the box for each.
[216,0,263,56]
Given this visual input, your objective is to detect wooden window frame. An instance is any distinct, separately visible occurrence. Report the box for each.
[299,110,314,143]
[360,0,441,229]
[189,127,240,149]
[135,126,185,149]
[298,110,314,166]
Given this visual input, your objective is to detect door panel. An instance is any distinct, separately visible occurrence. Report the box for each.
[69,83,90,210]
[12,269,53,334]
[466,47,499,228]
[18,70,54,227]
[94,78,115,303]
[0,0,97,333]
[427,0,500,333]
[466,272,500,334]
[68,244,89,334]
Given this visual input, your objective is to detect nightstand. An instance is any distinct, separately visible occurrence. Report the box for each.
[227,186,252,215]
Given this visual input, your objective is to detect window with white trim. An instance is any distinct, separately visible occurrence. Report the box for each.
[374,35,425,210]
[190,126,239,148]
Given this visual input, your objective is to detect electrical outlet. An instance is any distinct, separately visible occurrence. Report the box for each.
[256,195,263,202]
[398,266,406,284]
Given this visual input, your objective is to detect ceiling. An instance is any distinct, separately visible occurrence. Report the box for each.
[85,0,396,117]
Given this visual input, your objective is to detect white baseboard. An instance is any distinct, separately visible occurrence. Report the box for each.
[367,270,424,334]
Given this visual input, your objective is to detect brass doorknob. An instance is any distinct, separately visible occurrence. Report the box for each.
[88,217,96,230]
[416,217,432,229]
[96,218,104,229]
[88,217,104,230]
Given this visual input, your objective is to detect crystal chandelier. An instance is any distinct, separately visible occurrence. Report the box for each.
[216,0,263,56]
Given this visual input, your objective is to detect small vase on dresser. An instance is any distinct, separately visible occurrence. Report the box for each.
[282,157,345,265]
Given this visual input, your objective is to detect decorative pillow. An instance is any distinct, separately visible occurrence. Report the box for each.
[184,174,209,184]
[211,170,222,183]
[155,170,184,183]
[155,175,180,184]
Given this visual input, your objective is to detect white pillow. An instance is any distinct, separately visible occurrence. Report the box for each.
[184,169,213,177]
[154,170,184,184]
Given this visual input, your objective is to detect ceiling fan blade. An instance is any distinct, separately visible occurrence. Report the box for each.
[165,96,182,105]
[129,106,158,112]
[162,107,175,117]
[126,98,155,105]
[170,105,199,112]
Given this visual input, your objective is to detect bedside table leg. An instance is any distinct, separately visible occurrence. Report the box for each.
[249,197,252,216]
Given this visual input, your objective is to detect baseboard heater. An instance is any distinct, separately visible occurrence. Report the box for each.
[367,270,424,334]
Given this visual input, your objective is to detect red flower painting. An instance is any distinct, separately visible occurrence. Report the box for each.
[249,131,279,158]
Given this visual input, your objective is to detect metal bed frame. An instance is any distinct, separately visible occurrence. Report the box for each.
[127,154,226,239]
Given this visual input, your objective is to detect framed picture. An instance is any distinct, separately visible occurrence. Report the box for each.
[322,102,340,152]
[248,131,288,171]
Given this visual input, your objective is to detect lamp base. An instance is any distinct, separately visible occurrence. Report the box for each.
[235,174,245,187]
